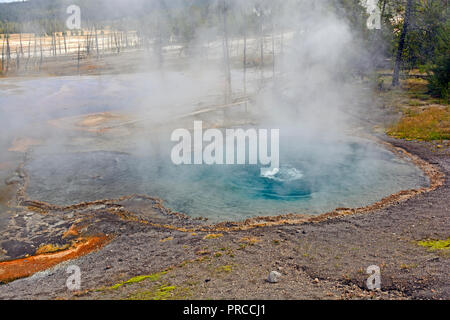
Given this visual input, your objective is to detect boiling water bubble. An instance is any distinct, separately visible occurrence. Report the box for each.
[261,166,304,183]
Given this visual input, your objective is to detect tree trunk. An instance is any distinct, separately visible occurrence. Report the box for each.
[95,26,99,59]
[243,12,247,112]
[6,32,10,74]
[381,0,387,22]
[260,17,264,80]
[272,21,275,79]
[1,35,5,74]
[34,34,37,58]
[222,1,232,103]
[77,43,81,74]
[392,0,414,87]
[156,18,163,67]
[39,38,43,72]
[19,33,23,57]
[64,33,67,54]
[16,49,20,73]
[53,32,57,56]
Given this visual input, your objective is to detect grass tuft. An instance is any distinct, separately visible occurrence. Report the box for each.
[108,271,167,290]
[127,285,176,300]
[203,233,224,240]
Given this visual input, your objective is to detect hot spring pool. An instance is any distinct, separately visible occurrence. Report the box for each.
[25,137,429,222]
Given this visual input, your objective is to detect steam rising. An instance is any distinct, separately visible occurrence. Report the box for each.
[2,0,423,222]
[0,0,377,156]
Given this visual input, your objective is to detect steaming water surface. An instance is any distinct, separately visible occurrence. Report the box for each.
[24,139,428,222]
[1,75,429,222]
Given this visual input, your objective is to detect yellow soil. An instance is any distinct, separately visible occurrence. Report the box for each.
[77,112,123,128]
[48,112,128,134]
[35,243,70,255]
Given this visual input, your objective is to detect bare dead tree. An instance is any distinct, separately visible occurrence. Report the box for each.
[34,34,37,58]
[253,4,265,82]
[272,22,275,79]
[39,37,43,72]
[1,35,5,74]
[156,17,163,68]
[26,37,31,71]
[242,10,248,112]
[19,32,23,57]
[77,43,81,74]
[6,32,10,74]
[114,32,120,53]
[16,48,20,73]
[52,32,57,56]
[85,29,90,56]
[63,32,67,54]
[102,31,105,53]
[94,26,100,59]
[221,0,232,103]
[260,14,264,79]
[50,33,54,56]
[28,37,31,59]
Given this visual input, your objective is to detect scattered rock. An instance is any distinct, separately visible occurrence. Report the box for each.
[427,257,439,263]
[313,278,319,284]
[90,205,106,210]
[267,271,282,283]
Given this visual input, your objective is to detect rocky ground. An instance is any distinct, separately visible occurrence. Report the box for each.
[0,135,448,300]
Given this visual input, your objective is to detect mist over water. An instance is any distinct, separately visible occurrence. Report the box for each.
[0,0,430,222]
[23,131,428,222]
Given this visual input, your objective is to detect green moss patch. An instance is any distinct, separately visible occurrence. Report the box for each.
[127,285,177,300]
[108,271,168,290]
[417,238,450,251]
[217,265,233,273]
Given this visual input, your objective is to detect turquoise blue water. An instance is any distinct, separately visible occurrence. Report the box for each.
[25,137,429,222]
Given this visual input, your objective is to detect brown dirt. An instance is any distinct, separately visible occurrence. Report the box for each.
[77,113,124,128]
